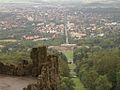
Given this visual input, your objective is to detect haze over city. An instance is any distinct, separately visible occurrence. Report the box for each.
[0,0,120,3]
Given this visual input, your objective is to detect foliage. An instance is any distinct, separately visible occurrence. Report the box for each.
[76,48,120,90]
[0,51,31,64]
[116,72,120,90]
[72,78,86,90]
[59,77,75,90]
[95,75,112,90]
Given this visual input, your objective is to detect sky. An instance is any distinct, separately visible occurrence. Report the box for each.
[32,0,120,3]
[43,0,107,3]
[0,0,119,3]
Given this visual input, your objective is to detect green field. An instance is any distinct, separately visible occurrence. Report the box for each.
[68,63,86,90]
[68,64,76,70]
[69,64,86,90]
[64,51,73,61]
[72,78,86,90]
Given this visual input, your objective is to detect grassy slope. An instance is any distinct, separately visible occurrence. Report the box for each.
[64,51,73,61]
[69,64,86,90]
[66,50,86,90]
[72,78,86,90]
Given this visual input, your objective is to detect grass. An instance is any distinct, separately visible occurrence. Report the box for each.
[68,63,86,90]
[72,78,86,90]
[68,64,76,70]
[64,51,73,61]
[0,52,31,64]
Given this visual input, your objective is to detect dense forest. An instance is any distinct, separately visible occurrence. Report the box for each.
[74,33,120,90]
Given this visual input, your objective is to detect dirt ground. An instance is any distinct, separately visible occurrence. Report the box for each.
[0,75,37,90]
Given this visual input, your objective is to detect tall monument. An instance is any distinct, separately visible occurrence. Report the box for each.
[64,11,69,44]
[65,21,69,44]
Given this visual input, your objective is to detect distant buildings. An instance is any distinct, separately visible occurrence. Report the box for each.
[0,3,120,42]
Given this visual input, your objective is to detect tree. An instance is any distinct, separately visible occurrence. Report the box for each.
[95,75,112,90]
[116,72,120,90]
[59,77,75,90]
[80,70,98,90]
[73,46,89,63]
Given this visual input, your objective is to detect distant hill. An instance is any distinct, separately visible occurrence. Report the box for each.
[83,0,120,8]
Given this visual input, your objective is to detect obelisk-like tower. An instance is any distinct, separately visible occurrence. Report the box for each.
[65,22,69,44]
[64,12,69,44]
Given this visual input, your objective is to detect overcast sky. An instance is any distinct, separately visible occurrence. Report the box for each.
[0,0,119,3]
[43,0,106,3]
[39,0,120,3]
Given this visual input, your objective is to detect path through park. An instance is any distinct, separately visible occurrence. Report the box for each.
[65,50,86,90]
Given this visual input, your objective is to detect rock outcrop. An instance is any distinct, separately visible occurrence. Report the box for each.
[0,46,59,90]
[24,46,59,90]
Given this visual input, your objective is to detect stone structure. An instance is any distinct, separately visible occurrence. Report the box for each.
[23,46,59,90]
[0,60,32,76]
[30,46,47,77]
[0,46,59,90]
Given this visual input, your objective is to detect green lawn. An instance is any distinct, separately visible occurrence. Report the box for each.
[68,64,76,70]
[64,51,73,61]
[0,52,31,64]
[69,64,86,90]
[72,78,86,90]
[68,63,86,90]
